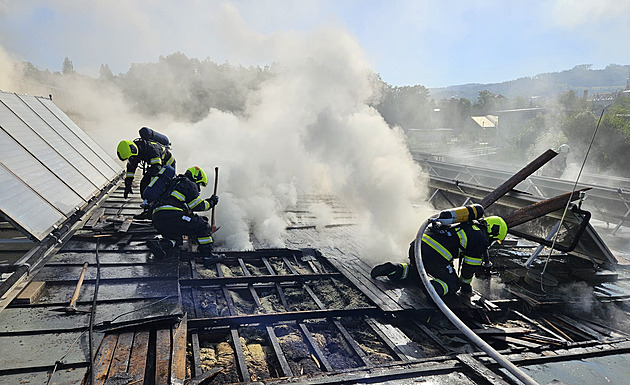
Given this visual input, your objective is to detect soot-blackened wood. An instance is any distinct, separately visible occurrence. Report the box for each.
[504,188,590,228]
[155,328,171,385]
[480,149,557,209]
[93,333,118,385]
[108,332,134,376]
[128,331,149,383]
[230,328,251,382]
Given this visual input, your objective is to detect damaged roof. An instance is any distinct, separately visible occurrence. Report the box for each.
[1,92,630,385]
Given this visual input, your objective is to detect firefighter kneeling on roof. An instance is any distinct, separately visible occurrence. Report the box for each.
[371,204,508,299]
[146,166,223,266]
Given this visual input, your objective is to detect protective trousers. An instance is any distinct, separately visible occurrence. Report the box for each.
[152,210,213,253]
[409,241,460,298]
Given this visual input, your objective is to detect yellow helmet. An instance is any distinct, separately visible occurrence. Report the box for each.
[117,140,138,160]
[485,216,508,242]
[185,166,208,186]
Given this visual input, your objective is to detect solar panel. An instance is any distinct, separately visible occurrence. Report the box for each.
[15,94,110,189]
[0,91,123,242]
[37,97,121,180]
[0,111,87,212]
[0,93,100,200]
[0,163,66,241]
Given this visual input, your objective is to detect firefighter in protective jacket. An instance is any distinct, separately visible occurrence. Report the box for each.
[147,166,221,264]
[371,216,507,298]
[116,138,176,199]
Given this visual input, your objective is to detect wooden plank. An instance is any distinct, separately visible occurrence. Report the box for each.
[366,318,426,360]
[93,334,118,385]
[298,322,333,372]
[216,263,237,316]
[347,258,429,310]
[457,354,511,385]
[188,367,223,385]
[191,332,203,378]
[412,320,454,353]
[155,328,172,385]
[85,208,105,228]
[116,234,132,247]
[333,320,372,367]
[108,332,134,376]
[118,218,133,233]
[480,148,557,208]
[511,310,569,343]
[441,327,535,336]
[238,258,264,310]
[490,335,543,349]
[128,331,149,383]
[262,257,291,310]
[364,318,410,361]
[14,281,46,304]
[552,314,603,341]
[328,257,402,312]
[171,315,188,385]
[266,326,293,377]
[230,328,251,382]
[504,188,590,228]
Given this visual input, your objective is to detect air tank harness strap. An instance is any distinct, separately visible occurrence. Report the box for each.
[422,233,454,262]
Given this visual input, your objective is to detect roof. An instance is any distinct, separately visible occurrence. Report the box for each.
[1,92,630,385]
[471,115,499,129]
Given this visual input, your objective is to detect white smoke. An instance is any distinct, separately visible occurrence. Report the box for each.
[0,9,433,262]
[160,26,432,260]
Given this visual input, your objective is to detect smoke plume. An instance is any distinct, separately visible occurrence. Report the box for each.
[0,21,433,262]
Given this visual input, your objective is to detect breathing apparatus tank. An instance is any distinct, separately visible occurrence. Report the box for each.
[139,126,170,146]
[434,203,484,225]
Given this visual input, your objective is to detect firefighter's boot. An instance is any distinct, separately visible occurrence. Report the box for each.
[147,239,166,259]
[199,244,225,267]
[370,262,408,281]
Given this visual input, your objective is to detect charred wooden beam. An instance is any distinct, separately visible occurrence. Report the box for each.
[191,331,203,378]
[179,272,343,287]
[188,307,379,328]
[93,334,118,384]
[504,188,590,228]
[298,322,334,372]
[171,315,187,385]
[456,354,512,385]
[266,325,294,377]
[155,328,171,385]
[332,320,373,368]
[230,328,251,382]
[128,331,149,383]
[480,149,557,209]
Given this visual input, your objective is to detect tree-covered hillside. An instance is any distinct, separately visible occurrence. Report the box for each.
[11,54,630,177]
[430,64,630,101]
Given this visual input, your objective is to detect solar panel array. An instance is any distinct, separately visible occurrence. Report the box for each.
[0,91,122,241]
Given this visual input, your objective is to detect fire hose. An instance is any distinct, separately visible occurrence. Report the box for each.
[413,218,540,385]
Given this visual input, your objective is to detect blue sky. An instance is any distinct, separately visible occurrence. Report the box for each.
[1,0,629,88]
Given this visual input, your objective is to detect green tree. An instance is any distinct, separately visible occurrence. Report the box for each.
[473,90,508,114]
[591,95,630,176]
[375,84,432,129]
[99,64,113,80]
[62,57,74,75]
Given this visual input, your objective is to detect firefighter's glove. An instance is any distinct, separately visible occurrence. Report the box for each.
[124,178,133,198]
[206,195,219,208]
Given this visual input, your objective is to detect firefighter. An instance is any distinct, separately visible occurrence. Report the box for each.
[146,166,222,265]
[117,137,176,219]
[371,216,508,298]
